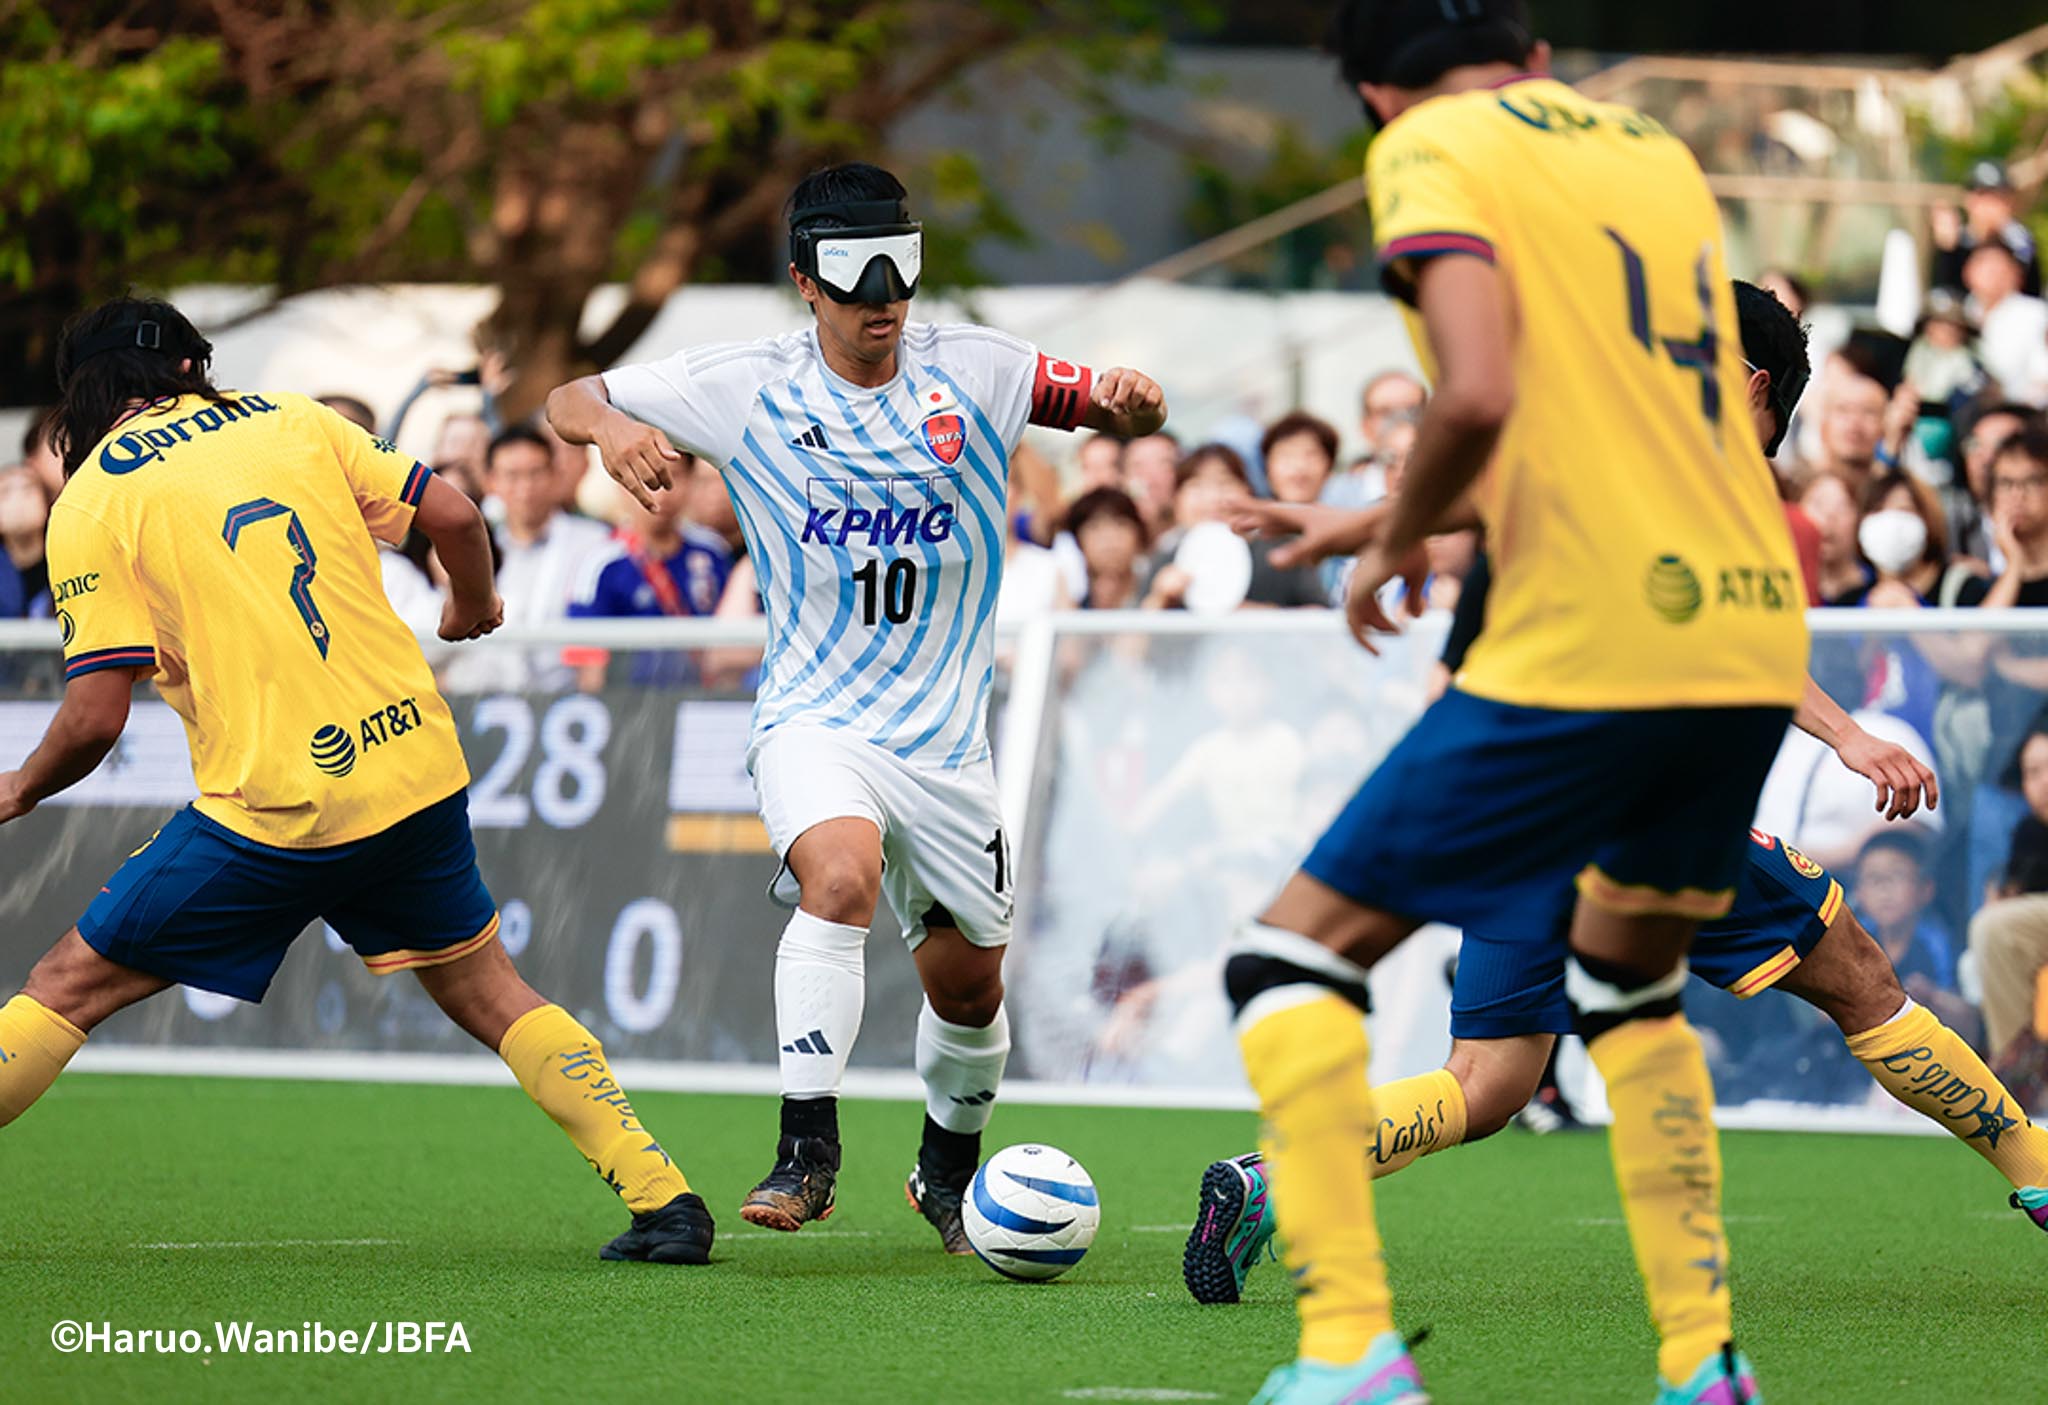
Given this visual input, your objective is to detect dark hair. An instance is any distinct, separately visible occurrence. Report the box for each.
[21,406,56,461]
[1958,397,2038,452]
[1175,442,1251,491]
[786,162,908,235]
[1992,423,2048,479]
[1733,281,1811,454]
[1260,411,1340,468]
[1837,330,1908,396]
[1065,486,1149,547]
[53,297,226,477]
[1325,0,1533,92]
[316,394,378,433]
[1859,468,1949,572]
[486,423,552,470]
[1857,827,1930,875]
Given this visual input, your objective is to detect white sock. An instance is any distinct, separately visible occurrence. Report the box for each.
[775,908,868,1100]
[916,999,1012,1134]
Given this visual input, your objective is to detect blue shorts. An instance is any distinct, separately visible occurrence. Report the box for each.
[78,789,498,1004]
[1449,829,1845,1038]
[1303,689,1793,941]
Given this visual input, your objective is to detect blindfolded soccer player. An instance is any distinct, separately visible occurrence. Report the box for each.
[549,163,1167,1252]
[0,298,715,1266]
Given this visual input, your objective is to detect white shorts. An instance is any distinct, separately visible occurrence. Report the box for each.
[752,725,1013,950]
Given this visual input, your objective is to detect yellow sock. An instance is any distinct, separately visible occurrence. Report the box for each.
[1588,1015,1730,1385]
[1367,1068,1468,1179]
[1845,1000,2048,1189]
[499,1005,690,1213]
[1238,990,1393,1365]
[0,995,87,1128]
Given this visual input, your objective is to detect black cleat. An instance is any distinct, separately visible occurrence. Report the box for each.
[905,1162,974,1255]
[599,1191,715,1264]
[740,1135,840,1232]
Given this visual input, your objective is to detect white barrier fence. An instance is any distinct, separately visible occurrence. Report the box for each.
[0,611,2031,1131]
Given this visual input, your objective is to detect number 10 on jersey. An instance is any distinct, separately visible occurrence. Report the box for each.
[852,558,918,626]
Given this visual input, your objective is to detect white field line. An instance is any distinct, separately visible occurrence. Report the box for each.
[1062,1392,1222,1402]
[66,1049,1963,1136]
[68,1047,1260,1111]
[135,1238,401,1250]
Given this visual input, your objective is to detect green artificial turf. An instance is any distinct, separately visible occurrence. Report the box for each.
[0,1075,2040,1403]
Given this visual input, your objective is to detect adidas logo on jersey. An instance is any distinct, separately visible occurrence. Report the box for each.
[949,1089,996,1106]
[781,1029,835,1056]
[789,423,831,452]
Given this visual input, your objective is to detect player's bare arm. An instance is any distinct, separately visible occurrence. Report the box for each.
[1231,495,1483,570]
[0,667,143,824]
[411,474,505,641]
[1079,367,1167,438]
[1792,674,1938,821]
[546,375,680,511]
[1345,256,1513,649]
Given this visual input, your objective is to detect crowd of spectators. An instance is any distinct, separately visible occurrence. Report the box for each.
[5,160,2048,1101]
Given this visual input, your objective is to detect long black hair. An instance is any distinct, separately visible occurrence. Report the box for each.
[54,297,228,478]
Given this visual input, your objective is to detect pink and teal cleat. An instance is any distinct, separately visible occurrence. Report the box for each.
[1248,1331,1428,1405]
[1654,1345,1761,1404]
[2012,1186,2048,1232]
[1183,1152,1276,1304]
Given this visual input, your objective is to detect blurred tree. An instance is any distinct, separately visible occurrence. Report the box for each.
[0,0,1203,414]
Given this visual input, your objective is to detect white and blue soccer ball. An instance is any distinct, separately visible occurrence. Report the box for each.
[962,1143,1100,1282]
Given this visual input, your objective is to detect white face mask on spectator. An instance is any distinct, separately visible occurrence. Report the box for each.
[1858,509,1927,576]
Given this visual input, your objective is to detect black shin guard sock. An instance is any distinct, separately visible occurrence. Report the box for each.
[919,1114,980,1180]
[1568,949,1684,1044]
[781,1094,839,1144]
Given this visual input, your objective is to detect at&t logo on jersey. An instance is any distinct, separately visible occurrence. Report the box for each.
[309,698,423,778]
[309,724,357,777]
[802,476,958,549]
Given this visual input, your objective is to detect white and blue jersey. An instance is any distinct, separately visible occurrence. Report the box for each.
[605,323,1090,770]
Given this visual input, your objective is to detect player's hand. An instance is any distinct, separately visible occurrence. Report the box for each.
[1835,726,1938,821]
[594,411,682,511]
[0,771,36,826]
[439,592,505,643]
[1343,541,1428,655]
[1229,498,1387,569]
[1090,368,1165,436]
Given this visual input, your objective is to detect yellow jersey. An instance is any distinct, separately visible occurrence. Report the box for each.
[1366,75,1808,710]
[47,391,469,848]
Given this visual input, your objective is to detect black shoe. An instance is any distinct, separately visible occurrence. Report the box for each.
[740,1135,840,1232]
[905,1162,974,1255]
[599,1191,715,1264]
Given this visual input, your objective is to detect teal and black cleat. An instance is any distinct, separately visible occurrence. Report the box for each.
[1182,1152,1276,1305]
[1248,1331,1428,1405]
[599,1191,715,1265]
[1654,1344,1761,1405]
[2012,1186,2048,1233]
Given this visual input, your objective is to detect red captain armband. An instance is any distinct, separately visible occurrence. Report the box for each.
[1029,354,1094,431]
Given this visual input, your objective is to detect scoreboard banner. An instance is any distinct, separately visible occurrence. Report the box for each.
[0,616,2002,1122]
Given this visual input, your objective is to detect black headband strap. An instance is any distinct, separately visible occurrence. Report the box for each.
[791,198,911,233]
[69,319,167,366]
